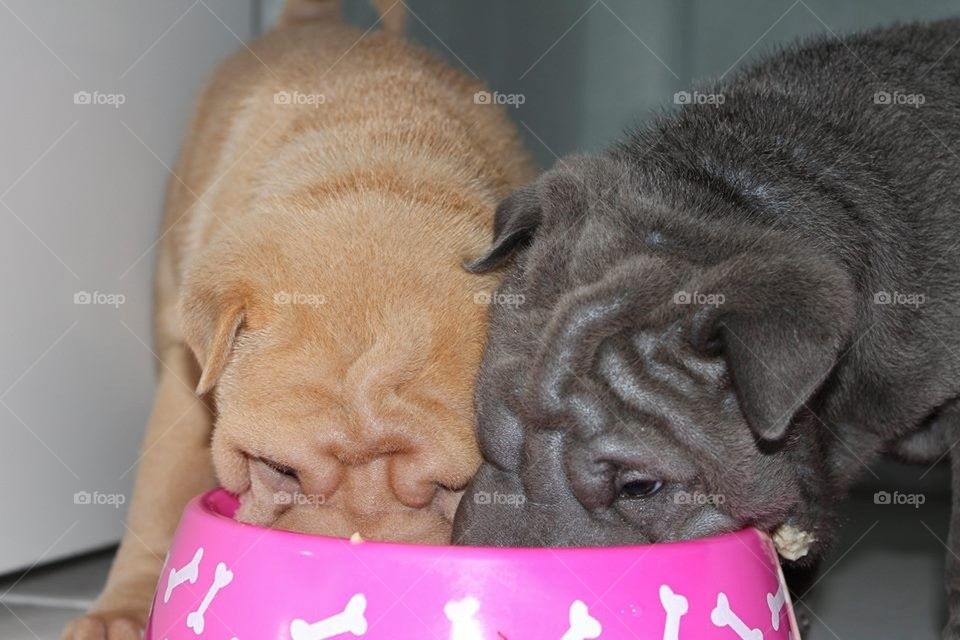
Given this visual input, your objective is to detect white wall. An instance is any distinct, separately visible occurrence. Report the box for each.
[0,0,256,574]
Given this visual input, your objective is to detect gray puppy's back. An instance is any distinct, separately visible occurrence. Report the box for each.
[612,19,960,445]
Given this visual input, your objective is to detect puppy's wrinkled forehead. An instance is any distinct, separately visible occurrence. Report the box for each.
[478,160,728,317]
[470,151,857,453]
[482,272,728,426]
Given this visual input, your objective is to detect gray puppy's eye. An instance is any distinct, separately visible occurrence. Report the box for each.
[617,477,663,500]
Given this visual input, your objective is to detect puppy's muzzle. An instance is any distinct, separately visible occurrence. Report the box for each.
[453,464,529,546]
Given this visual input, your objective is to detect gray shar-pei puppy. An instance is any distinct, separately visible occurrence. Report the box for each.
[454,18,960,637]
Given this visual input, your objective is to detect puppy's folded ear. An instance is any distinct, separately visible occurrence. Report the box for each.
[180,288,244,395]
[690,253,855,441]
[720,311,840,441]
[465,184,541,273]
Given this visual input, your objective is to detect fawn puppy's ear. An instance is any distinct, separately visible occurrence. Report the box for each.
[180,288,245,395]
[466,184,542,273]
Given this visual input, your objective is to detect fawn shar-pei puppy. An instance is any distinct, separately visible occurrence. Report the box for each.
[65,1,532,637]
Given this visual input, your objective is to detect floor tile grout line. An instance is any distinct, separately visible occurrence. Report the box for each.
[0,593,92,611]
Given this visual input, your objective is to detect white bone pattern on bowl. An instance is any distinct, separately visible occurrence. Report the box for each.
[164,547,203,604]
[290,593,368,640]
[711,593,764,640]
[186,562,233,634]
[659,584,689,640]
[155,539,797,639]
[561,600,602,640]
[767,581,787,632]
[444,596,484,640]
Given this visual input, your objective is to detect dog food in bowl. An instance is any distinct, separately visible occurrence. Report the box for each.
[146,488,800,639]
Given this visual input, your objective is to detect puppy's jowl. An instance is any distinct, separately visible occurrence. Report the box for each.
[455,18,960,637]
[64,0,533,637]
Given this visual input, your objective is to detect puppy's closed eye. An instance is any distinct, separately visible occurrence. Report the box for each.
[259,457,298,479]
[250,456,300,493]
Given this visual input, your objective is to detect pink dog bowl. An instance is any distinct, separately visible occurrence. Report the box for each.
[146,488,800,639]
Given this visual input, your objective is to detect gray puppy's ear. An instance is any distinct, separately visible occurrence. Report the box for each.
[466,184,541,273]
[719,313,840,441]
[688,254,854,441]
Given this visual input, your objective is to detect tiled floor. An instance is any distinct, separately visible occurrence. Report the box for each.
[800,493,949,639]
[0,488,952,639]
[0,549,110,638]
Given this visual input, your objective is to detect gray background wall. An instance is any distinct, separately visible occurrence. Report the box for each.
[0,0,256,573]
[264,0,960,167]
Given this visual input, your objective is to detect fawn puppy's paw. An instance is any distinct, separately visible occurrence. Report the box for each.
[62,610,145,640]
